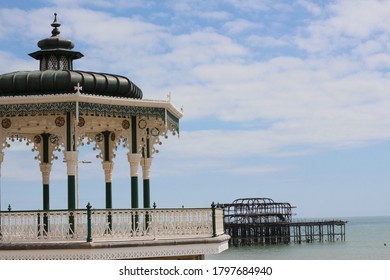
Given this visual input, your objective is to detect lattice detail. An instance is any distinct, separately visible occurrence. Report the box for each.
[48,55,58,70]
[59,56,68,70]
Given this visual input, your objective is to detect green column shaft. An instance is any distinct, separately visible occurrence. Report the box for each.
[103,131,110,162]
[106,182,112,209]
[131,177,138,208]
[43,184,49,233]
[143,179,150,208]
[43,184,50,210]
[106,182,112,231]
[68,175,76,210]
[66,112,73,151]
[131,116,137,153]
[143,179,150,228]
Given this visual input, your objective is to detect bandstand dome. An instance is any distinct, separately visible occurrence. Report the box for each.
[0,70,143,98]
[0,12,142,99]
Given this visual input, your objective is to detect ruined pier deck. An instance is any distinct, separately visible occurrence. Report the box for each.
[223,198,347,246]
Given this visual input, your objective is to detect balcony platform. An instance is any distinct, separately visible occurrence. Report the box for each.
[0,234,229,260]
[0,206,229,260]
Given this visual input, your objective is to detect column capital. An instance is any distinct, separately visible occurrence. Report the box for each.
[127,153,141,177]
[102,161,114,183]
[141,157,153,180]
[64,151,79,161]
[64,151,79,176]
[40,163,52,185]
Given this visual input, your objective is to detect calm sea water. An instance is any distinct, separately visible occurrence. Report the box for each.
[207,216,390,260]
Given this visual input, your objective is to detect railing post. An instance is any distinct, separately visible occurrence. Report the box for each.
[37,211,41,237]
[211,202,216,237]
[86,203,92,242]
[43,211,49,234]
[220,203,225,234]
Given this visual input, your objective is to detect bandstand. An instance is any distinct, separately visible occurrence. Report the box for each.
[0,14,228,260]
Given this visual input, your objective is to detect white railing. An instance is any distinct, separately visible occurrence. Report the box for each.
[0,206,225,243]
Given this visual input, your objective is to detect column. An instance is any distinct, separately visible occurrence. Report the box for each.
[66,112,77,234]
[129,115,140,209]
[142,158,152,208]
[102,131,114,232]
[127,153,141,208]
[66,112,77,211]
[102,131,113,209]
[142,129,152,208]
[40,133,51,233]
[64,150,78,206]
[142,157,152,228]
[128,152,141,231]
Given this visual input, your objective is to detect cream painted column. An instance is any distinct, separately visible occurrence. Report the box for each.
[64,150,78,209]
[40,163,52,186]
[102,161,114,184]
[64,151,78,177]
[102,161,114,208]
[127,152,141,208]
[141,157,153,208]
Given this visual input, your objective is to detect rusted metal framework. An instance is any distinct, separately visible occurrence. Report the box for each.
[224,198,294,224]
[223,198,346,246]
[224,198,295,246]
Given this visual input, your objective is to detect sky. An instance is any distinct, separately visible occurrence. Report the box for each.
[0,0,390,218]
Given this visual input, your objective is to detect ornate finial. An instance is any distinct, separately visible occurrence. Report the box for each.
[51,13,61,36]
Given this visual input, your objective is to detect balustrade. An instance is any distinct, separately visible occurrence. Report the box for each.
[0,205,224,243]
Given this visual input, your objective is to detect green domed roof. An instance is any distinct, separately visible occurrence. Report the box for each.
[0,70,143,99]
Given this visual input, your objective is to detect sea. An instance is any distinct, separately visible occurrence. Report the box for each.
[207,216,390,260]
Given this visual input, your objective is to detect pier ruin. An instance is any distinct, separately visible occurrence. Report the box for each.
[224,198,347,246]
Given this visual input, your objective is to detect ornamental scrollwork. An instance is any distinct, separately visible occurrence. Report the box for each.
[55,116,65,127]
[1,118,11,129]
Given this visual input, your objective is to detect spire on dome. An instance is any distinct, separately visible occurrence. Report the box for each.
[51,13,61,37]
[28,13,84,70]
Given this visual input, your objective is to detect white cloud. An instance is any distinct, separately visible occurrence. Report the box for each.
[296,0,390,53]
[227,165,282,175]
[223,18,262,34]
[297,0,322,16]
[247,35,289,48]
[224,0,273,12]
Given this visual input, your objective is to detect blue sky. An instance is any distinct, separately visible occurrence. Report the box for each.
[1,0,390,218]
